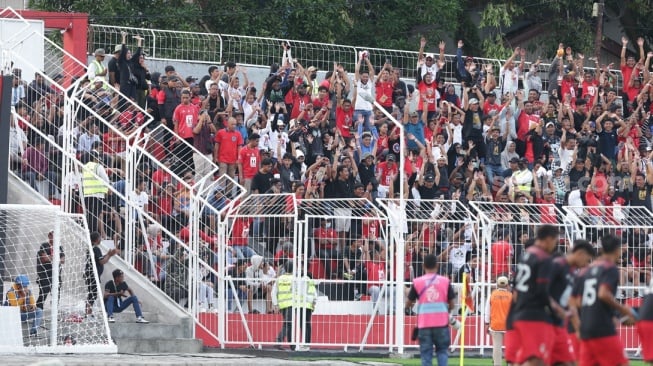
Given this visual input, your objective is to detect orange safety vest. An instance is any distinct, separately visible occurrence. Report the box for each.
[488,288,512,331]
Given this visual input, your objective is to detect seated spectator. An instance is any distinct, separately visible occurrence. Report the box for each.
[77,123,101,154]
[227,259,249,312]
[274,241,294,268]
[197,262,217,312]
[104,269,149,323]
[230,215,257,259]
[314,218,339,278]
[4,275,43,336]
[9,114,27,170]
[245,255,270,314]
[22,138,58,199]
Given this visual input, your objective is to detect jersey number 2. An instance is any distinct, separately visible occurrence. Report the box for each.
[515,264,531,292]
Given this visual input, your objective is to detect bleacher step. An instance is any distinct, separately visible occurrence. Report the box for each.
[112,337,203,354]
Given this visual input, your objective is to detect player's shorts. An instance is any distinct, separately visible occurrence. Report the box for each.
[569,331,581,361]
[637,320,653,362]
[579,335,628,366]
[503,329,517,363]
[513,320,554,364]
[550,325,575,364]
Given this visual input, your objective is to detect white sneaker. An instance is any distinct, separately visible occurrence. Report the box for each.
[136,317,150,324]
[295,346,310,352]
[107,316,115,323]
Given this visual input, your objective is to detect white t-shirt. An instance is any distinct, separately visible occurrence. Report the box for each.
[449,243,472,273]
[499,67,520,95]
[450,124,463,145]
[354,80,374,111]
[129,190,149,211]
[420,63,439,79]
[558,147,574,172]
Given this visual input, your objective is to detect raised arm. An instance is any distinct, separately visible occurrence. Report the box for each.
[621,36,628,67]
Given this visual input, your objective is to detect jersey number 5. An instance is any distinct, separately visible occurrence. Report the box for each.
[582,278,598,306]
[515,263,531,292]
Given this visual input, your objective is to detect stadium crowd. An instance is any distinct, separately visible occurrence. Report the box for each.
[7,32,653,318]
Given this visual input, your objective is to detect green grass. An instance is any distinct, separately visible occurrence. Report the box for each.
[294,357,649,365]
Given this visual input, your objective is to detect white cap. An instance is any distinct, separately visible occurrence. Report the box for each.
[497,276,509,286]
[295,150,305,158]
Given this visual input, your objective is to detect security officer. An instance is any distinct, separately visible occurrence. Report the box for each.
[273,261,295,350]
[82,152,110,235]
[484,276,512,366]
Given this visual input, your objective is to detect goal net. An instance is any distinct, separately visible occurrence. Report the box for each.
[0,204,116,353]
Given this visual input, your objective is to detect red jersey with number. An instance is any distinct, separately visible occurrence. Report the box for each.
[238,146,260,179]
[581,80,599,107]
[376,161,398,186]
[215,129,243,164]
[173,103,199,139]
[335,106,353,137]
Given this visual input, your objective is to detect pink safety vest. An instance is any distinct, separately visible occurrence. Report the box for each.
[413,273,450,328]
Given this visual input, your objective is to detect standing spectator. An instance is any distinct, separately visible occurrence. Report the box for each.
[490,230,512,281]
[405,254,456,366]
[21,138,57,198]
[297,273,317,351]
[117,32,143,101]
[9,115,27,169]
[5,275,43,336]
[192,109,217,181]
[499,47,524,96]
[104,269,149,323]
[273,261,296,350]
[314,218,339,278]
[524,57,543,94]
[11,70,25,106]
[484,276,512,366]
[354,55,376,132]
[87,48,108,85]
[164,248,189,306]
[35,230,65,310]
[375,62,396,113]
[172,89,199,175]
[86,231,119,316]
[108,44,121,87]
[251,158,274,194]
[82,152,110,236]
[158,76,182,153]
[238,134,261,193]
[462,87,486,159]
[484,124,508,186]
[214,117,244,180]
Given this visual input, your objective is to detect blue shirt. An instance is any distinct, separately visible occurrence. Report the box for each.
[405,120,425,150]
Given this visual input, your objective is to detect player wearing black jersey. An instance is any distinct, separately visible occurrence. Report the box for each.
[509,225,559,366]
[574,234,635,366]
[548,240,595,366]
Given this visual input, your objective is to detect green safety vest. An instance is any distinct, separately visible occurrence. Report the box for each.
[82,162,108,196]
[91,60,109,90]
[277,274,293,309]
[301,277,317,310]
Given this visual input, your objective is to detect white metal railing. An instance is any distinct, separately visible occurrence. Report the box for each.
[88,24,625,90]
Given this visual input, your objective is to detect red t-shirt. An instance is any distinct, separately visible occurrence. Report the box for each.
[490,240,512,277]
[535,198,557,224]
[290,92,311,119]
[581,80,599,107]
[418,81,438,112]
[361,219,380,240]
[335,106,353,138]
[238,146,260,179]
[314,227,338,249]
[103,132,126,154]
[621,65,635,93]
[561,78,577,106]
[173,103,199,139]
[375,81,394,107]
[119,110,145,128]
[483,101,501,116]
[231,217,252,246]
[151,169,172,195]
[156,195,173,216]
[517,111,538,141]
[365,261,386,286]
[376,161,398,186]
[215,129,244,164]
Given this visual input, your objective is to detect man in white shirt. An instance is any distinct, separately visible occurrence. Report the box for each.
[129,179,149,220]
[87,48,108,83]
[78,123,101,153]
[354,55,376,133]
[524,57,542,94]
[9,114,27,166]
[499,47,524,96]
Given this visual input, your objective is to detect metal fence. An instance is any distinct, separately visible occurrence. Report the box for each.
[88,24,624,90]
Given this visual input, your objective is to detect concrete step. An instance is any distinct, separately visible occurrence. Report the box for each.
[109,322,186,340]
[112,337,204,354]
[111,310,159,323]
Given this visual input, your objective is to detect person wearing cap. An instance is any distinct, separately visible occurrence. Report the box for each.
[34,230,65,310]
[484,276,512,366]
[88,48,107,83]
[108,43,122,87]
[306,65,319,98]
[417,36,443,81]
[164,65,189,88]
[104,269,149,323]
[482,91,501,116]
[238,133,261,193]
[511,157,533,194]
[354,53,375,133]
[375,153,398,198]
[6,275,43,335]
[462,82,486,159]
[289,79,312,120]
[484,117,508,185]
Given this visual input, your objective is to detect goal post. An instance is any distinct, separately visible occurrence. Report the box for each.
[0,204,116,353]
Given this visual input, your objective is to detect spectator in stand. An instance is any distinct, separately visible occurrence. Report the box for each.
[117,32,143,101]
[462,85,486,159]
[490,230,512,281]
[279,152,301,193]
[164,247,188,306]
[215,117,244,180]
[192,109,216,181]
[244,255,267,314]
[376,154,398,199]
[11,70,25,106]
[86,231,119,316]
[314,218,339,278]
[22,138,57,199]
[27,73,51,109]
[621,36,645,96]
[5,275,43,336]
[158,75,182,151]
[335,83,355,139]
[362,241,389,312]
[172,89,199,175]
[9,114,27,170]
[375,61,396,113]
[524,57,543,94]
[351,52,380,132]
[499,47,524,96]
[238,134,261,193]
[251,158,274,194]
[104,269,149,323]
[78,123,101,154]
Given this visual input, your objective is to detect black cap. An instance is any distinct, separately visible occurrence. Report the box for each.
[386,154,396,161]
[509,157,519,163]
[424,174,435,182]
[519,157,529,164]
